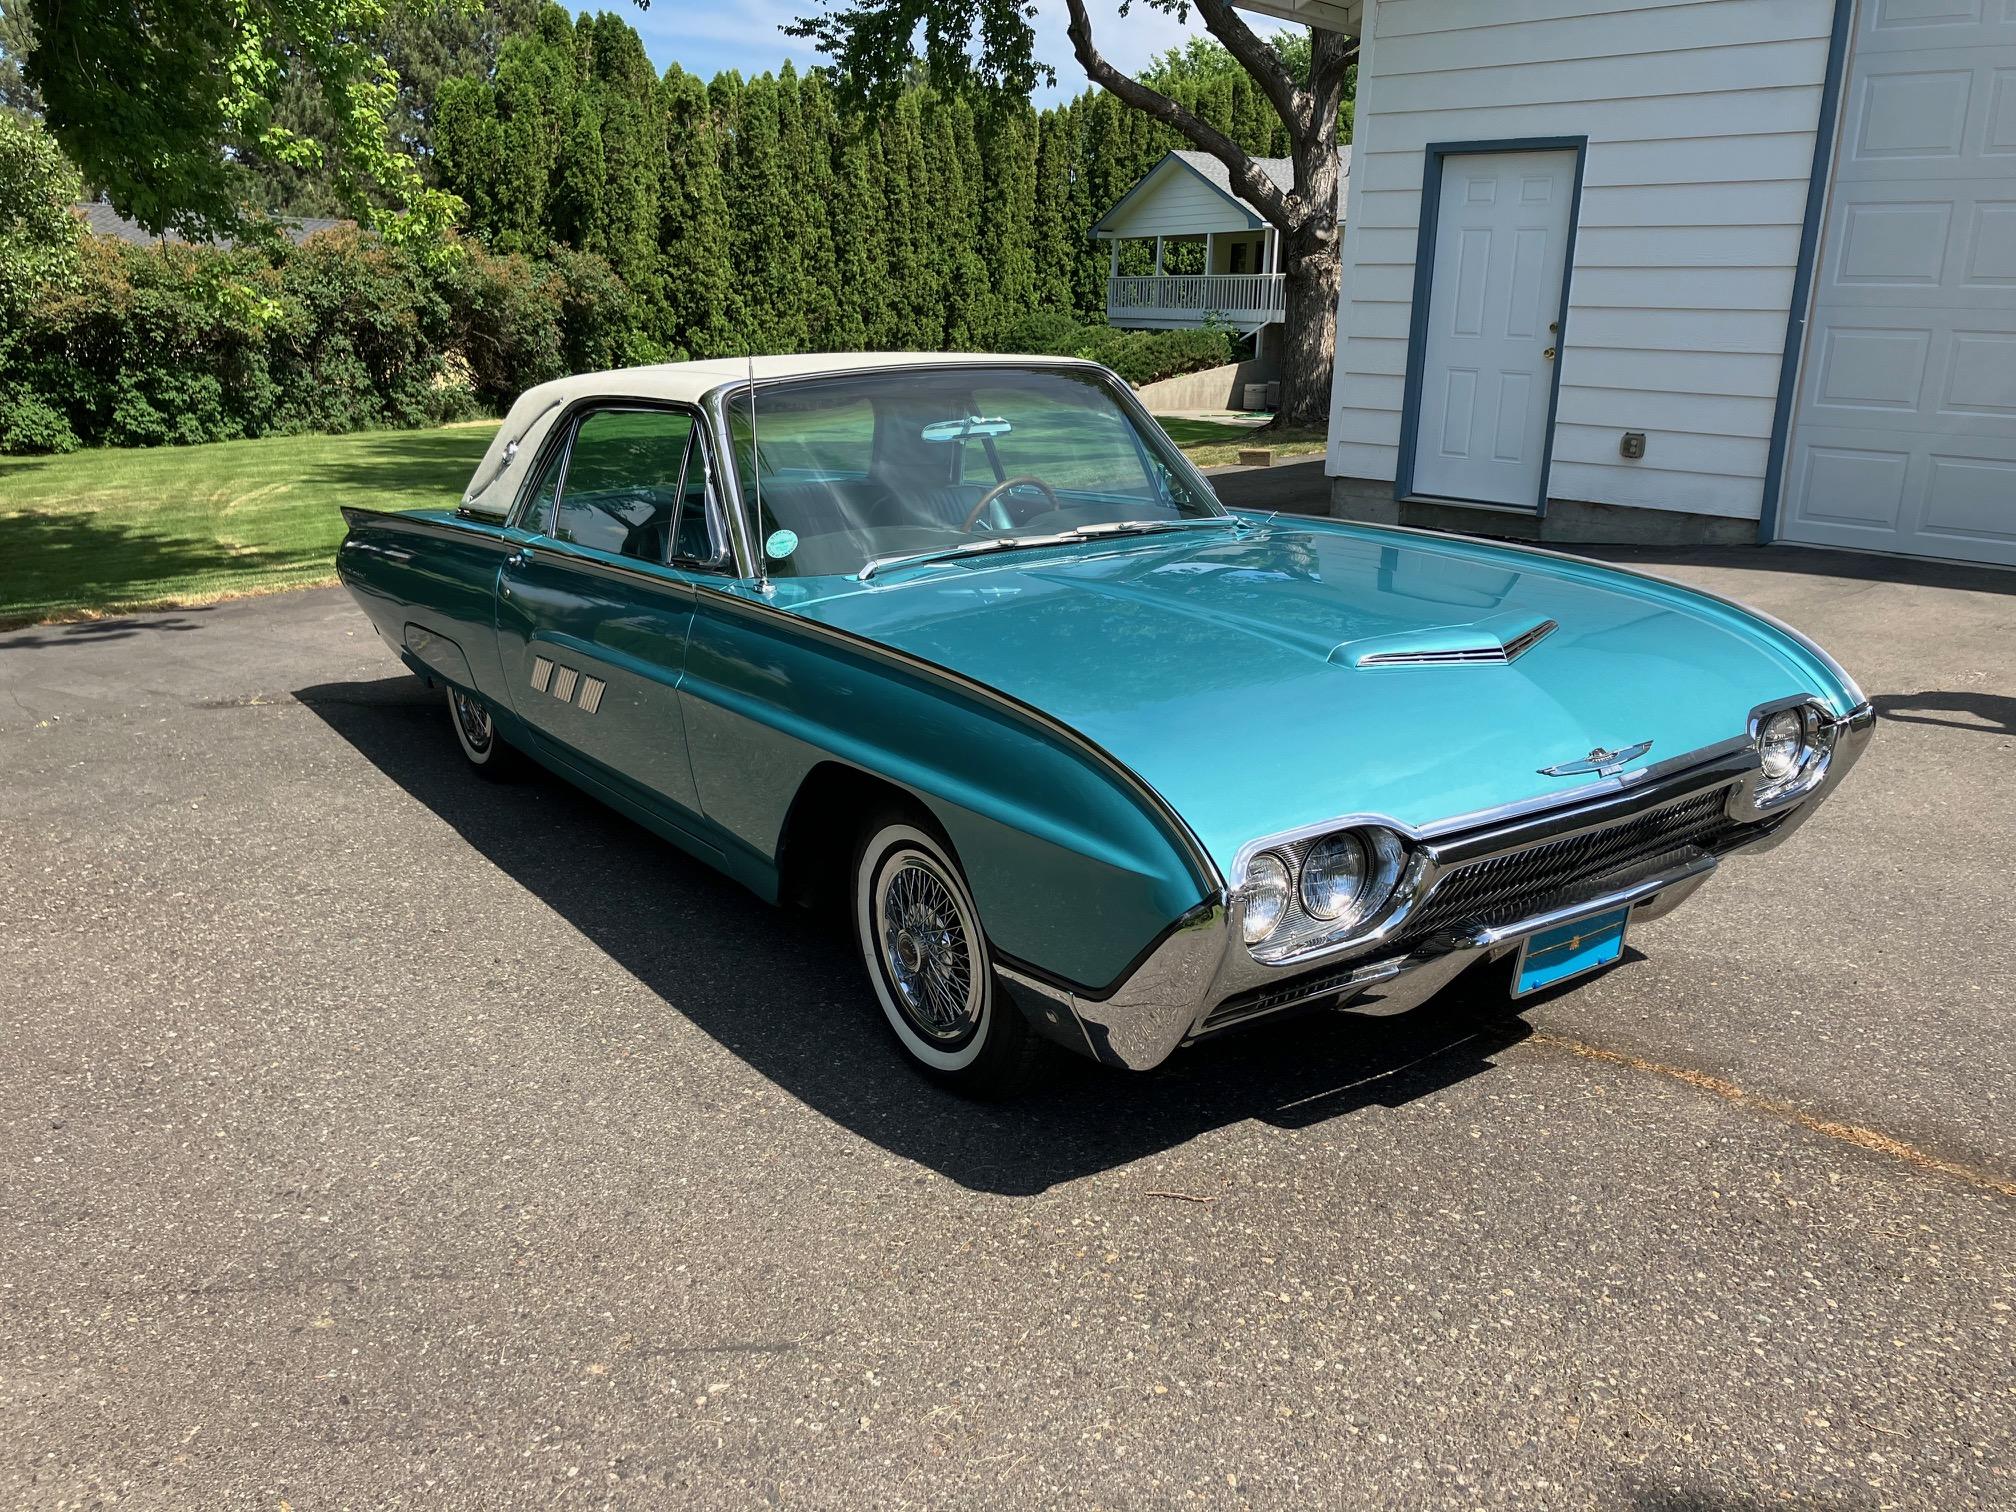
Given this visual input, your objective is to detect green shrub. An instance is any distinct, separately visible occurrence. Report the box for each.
[999,310,1234,388]
[0,388,79,453]
[0,230,641,454]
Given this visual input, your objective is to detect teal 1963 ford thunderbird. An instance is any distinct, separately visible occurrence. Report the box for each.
[337,354,1873,1095]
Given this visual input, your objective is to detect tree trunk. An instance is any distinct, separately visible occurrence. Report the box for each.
[1277,224,1339,429]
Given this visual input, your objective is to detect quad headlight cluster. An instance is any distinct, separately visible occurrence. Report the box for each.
[1750,700,1832,807]
[1238,825,1411,955]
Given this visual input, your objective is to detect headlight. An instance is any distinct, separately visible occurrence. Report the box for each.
[1241,852,1292,944]
[1300,827,1407,931]
[1758,707,1806,782]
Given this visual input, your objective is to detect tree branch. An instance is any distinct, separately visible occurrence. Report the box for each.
[1189,0,1304,135]
[1305,27,1359,139]
[1061,0,1296,230]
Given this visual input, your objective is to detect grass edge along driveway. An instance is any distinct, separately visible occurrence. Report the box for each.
[0,415,1325,629]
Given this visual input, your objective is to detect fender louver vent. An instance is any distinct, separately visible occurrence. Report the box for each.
[1352,618,1557,669]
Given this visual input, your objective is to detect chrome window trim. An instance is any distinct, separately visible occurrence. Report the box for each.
[511,399,734,573]
[509,415,577,535]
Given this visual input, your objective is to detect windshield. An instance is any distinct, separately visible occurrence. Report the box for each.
[725,366,1224,578]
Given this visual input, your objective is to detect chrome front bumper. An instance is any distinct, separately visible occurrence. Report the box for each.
[1002,702,1876,1070]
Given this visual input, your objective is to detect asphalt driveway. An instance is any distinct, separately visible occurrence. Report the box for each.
[2,540,2011,1509]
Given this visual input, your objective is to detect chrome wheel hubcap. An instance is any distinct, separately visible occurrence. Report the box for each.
[875,853,981,1045]
[452,690,493,755]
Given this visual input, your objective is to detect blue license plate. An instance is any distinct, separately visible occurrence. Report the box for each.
[1512,906,1630,996]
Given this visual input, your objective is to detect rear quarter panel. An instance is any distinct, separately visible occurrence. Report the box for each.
[337,508,516,705]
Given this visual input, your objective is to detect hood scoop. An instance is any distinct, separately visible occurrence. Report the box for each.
[1333,613,1557,669]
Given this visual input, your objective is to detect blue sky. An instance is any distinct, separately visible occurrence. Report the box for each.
[611,0,1294,104]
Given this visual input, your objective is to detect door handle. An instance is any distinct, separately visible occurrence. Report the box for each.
[1543,347,1557,361]
[506,547,533,568]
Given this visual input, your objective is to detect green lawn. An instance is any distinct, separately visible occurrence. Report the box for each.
[0,423,499,628]
[0,411,1326,627]
[1157,416,1329,469]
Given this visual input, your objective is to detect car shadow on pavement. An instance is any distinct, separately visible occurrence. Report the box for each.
[1871,688,2016,736]
[296,673,1536,1197]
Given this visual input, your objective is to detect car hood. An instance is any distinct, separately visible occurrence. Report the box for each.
[774,519,1854,880]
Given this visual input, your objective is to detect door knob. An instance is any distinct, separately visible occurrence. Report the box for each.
[1543,347,1557,361]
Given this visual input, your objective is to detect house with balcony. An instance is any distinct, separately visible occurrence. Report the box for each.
[1092,150,1347,384]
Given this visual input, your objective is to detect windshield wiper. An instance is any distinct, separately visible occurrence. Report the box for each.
[1065,517,1235,541]
[856,531,1086,582]
[856,516,1235,582]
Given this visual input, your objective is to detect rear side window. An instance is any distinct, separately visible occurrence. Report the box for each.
[553,409,696,561]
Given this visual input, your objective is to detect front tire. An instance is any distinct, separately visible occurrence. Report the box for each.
[851,814,1039,1097]
[445,685,523,781]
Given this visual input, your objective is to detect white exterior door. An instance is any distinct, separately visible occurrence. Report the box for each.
[1412,149,1577,508]
[1782,1,2016,566]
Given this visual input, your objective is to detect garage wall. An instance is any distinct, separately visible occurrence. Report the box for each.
[1778,0,2016,567]
[1329,0,1837,519]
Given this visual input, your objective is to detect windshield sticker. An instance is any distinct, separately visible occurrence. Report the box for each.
[765,528,799,560]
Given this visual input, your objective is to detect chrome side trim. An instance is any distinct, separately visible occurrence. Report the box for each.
[578,675,607,714]
[529,656,554,693]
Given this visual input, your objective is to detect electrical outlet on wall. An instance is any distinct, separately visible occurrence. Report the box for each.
[1620,432,1647,460]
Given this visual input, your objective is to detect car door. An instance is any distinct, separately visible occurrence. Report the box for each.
[494,403,730,823]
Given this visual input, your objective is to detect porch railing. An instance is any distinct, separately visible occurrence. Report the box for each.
[1106,272,1286,323]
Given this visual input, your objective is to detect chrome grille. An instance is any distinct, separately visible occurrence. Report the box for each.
[1201,962,1369,1032]
[1399,786,1746,945]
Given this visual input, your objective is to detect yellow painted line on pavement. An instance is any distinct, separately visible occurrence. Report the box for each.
[1531,1032,2016,1200]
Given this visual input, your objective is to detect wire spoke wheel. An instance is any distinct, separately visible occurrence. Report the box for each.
[874,852,983,1047]
[853,815,1038,1095]
[451,688,494,756]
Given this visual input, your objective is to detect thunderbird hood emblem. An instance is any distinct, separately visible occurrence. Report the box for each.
[1539,740,1653,778]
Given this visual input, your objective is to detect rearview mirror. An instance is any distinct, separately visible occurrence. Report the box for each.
[921,415,1013,442]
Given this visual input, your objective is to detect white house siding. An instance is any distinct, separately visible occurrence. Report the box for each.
[1104,164,1257,238]
[1328,0,1837,520]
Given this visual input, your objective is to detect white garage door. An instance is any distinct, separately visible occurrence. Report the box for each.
[1781,0,2016,567]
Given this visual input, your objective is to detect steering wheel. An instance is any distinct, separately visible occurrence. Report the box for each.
[961,475,1062,533]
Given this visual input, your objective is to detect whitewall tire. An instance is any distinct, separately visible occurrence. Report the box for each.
[852,815,1038,1096]
[446,685,520,780]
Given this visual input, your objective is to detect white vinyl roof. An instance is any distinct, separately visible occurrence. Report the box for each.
[460,352,1099,519]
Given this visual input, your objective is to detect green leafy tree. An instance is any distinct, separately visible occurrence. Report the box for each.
[788,0,1356,424]
[0,0,43,118]
[0,111,73,310]
[24,0,464,249]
